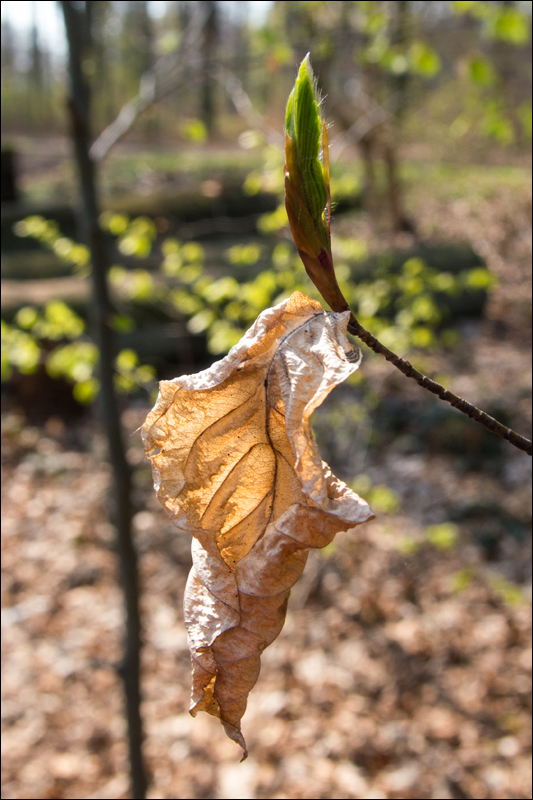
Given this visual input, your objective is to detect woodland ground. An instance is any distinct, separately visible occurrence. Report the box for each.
[1,147,532,799]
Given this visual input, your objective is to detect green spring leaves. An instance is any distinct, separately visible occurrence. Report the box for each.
[284,55,350,314]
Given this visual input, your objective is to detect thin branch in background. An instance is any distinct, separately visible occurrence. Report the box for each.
[330,75,413,156]
[90,4,208,161]
[60,2,148,798]
[330,86,394,160]
[89,0,282,163]
[347,313,533,456]
[211,64,284,147]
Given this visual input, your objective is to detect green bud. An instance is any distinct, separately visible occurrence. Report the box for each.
[285,55,328,238]
[284,55,349,314]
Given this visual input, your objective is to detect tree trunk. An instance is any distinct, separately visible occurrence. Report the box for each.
[200,0,218,136]
[60,4,148,798]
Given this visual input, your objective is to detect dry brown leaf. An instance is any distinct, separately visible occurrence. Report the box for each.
[142,291,374,758]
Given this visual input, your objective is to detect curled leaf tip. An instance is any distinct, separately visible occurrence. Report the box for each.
[284,56,348,314]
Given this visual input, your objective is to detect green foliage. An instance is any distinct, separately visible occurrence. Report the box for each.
[111,314,135,333]
[408,42,441,77]
[16,301,85,341]
[72,377,101,405]
[3,217,158,403]
[103,214,158,260]
[351,474,401,515]
[4,0,530,170]
[0,64,503,414]
[257,204,289,235]
[425,523,459,551]
[242,145,285,197]
[447,1,531,149]
[460,267,496,290]
[467,54,494,87]
[226,244,262,267]
[395,536,420,555]
[452,1,476,13]
[114,349,156,395]
[453,0,530,44]
[352,0,531,152]
[187,308,216,335]
[109,266,155,301]
[488,5,529,45]
[482,101,515,145]
[46,341,99,404]
[14,216,90,276]
[452,567,475,592]
[179,119,208,145]
[1,321,41,379]
[100,212,129,236]
[205,320,244,355]
[355,2,442,81]
[488,574,525,607]
[2,295,158,402]
[4,196,498,407]
[46,348,97,404]
[393,522,461,557]
[344,256,496,354]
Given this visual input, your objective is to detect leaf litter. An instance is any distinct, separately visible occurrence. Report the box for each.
[2,182,531,799]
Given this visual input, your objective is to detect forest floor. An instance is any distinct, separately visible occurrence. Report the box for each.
[1,155,532,799]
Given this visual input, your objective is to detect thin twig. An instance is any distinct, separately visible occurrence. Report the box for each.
[330,85,400,160]
[90,5,208,161]
[210,65,284,147]
[347,312,532,456]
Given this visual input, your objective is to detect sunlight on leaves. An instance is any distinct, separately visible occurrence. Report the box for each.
[488,574,525,607]
[425,523,459,551]
[180,118,208,144]
[226,244,262,267]
[1,321,41,378]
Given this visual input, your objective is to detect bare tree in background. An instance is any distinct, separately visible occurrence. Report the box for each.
[200,0,218,135]
[60,3,148,798]
[383,0,417,234]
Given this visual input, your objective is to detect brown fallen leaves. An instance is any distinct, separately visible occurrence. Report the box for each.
[142,292,374,758]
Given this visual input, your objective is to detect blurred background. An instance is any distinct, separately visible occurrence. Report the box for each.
[1,2,532,798]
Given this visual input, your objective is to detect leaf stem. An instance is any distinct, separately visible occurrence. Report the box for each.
[346,312,532,456]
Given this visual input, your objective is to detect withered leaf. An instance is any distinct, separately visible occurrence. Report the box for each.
[142,292,374,759]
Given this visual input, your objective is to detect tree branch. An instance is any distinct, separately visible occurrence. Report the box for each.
[90,4,208,161]
[347,312,532,456]
[210,64,284,147]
